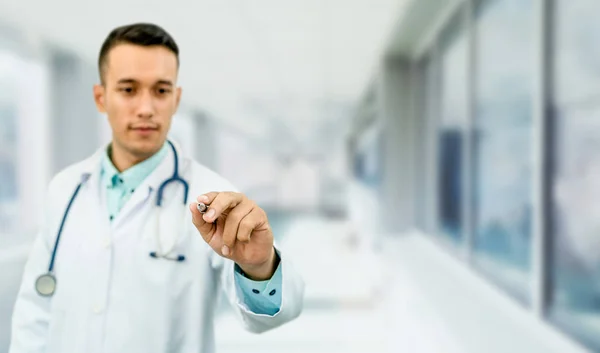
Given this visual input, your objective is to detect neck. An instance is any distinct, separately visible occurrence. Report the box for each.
[109,142,155,173]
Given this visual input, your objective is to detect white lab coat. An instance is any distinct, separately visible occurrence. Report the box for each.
[9,142,305,353]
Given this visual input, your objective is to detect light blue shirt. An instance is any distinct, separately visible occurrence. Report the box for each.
[100,142,282,315]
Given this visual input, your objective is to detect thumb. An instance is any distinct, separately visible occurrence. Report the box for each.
[189,202,215,243]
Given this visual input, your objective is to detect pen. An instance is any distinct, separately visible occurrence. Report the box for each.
[196,202,208,214]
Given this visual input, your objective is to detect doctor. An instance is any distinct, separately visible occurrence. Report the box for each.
[9,22,304,353]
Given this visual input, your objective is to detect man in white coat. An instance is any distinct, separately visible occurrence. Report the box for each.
[9,23,304,353]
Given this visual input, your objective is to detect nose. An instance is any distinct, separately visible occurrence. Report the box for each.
[136,90,155,118]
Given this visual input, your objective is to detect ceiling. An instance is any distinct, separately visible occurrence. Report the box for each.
[0,0,408,142]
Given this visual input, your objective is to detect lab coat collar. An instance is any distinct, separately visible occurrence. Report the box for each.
[100,142,170,191]
[79,139,188,184]
[78,147,107,192]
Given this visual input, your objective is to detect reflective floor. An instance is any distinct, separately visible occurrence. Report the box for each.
[0,215,593,353]
[216,215,392,353]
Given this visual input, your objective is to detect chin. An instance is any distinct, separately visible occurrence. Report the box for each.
[128,139,164,157]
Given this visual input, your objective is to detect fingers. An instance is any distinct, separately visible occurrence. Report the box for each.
[198,192,244,223]
[237,209,267,243]
[197,192,218,205]
[221,199,255,251]
[191,191,268,258]
[189,202,215,243]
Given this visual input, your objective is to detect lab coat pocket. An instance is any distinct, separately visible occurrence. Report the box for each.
[46,309,66,353]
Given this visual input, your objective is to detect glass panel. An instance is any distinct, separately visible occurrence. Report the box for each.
[471,0,534,304]
[549,0,600,350]
[438,8,467,243]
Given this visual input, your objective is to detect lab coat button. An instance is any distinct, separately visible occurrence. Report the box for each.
[252,289,260,294]
[269,289,276,296]
[93,305,104,314]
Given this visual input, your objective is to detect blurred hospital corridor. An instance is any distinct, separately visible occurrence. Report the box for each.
[4,0,600,352]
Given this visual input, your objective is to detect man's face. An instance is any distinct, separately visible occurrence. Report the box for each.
[93,43,181,158]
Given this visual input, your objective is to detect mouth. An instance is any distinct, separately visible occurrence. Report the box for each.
[130,125,159,131]
[130,125,159,137]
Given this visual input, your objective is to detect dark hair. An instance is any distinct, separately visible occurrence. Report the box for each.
[98,23,179,82]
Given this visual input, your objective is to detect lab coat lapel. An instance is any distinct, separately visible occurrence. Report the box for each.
[77,147,106,201]
[68,147,112,247]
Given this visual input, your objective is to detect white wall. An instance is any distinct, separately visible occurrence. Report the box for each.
[169,112,198,157]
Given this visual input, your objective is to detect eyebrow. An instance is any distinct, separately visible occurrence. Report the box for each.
[117,78,174,86]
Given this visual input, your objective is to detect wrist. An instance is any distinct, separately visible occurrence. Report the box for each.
[238,247,278,281]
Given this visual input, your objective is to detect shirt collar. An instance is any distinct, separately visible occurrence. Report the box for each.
[100,142,169,191]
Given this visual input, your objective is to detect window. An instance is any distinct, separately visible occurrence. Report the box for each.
[0,51,19,238]
[354,125,382,188]
[471,0,534,303]
[549,0,600,349]
[438,8,468,243]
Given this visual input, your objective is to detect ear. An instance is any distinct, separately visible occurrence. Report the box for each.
[93,84,106,113]
[175,86,182,112]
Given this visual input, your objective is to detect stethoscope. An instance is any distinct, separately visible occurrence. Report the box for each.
[35,140,190,297]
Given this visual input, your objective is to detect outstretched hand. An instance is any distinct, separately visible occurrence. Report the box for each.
[189,192,277,280]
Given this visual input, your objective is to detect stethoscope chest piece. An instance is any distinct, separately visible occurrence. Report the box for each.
[35,273,57,297]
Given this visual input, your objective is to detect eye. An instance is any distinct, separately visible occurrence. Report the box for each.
[157,88,171,94]
[119,87,134,94]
